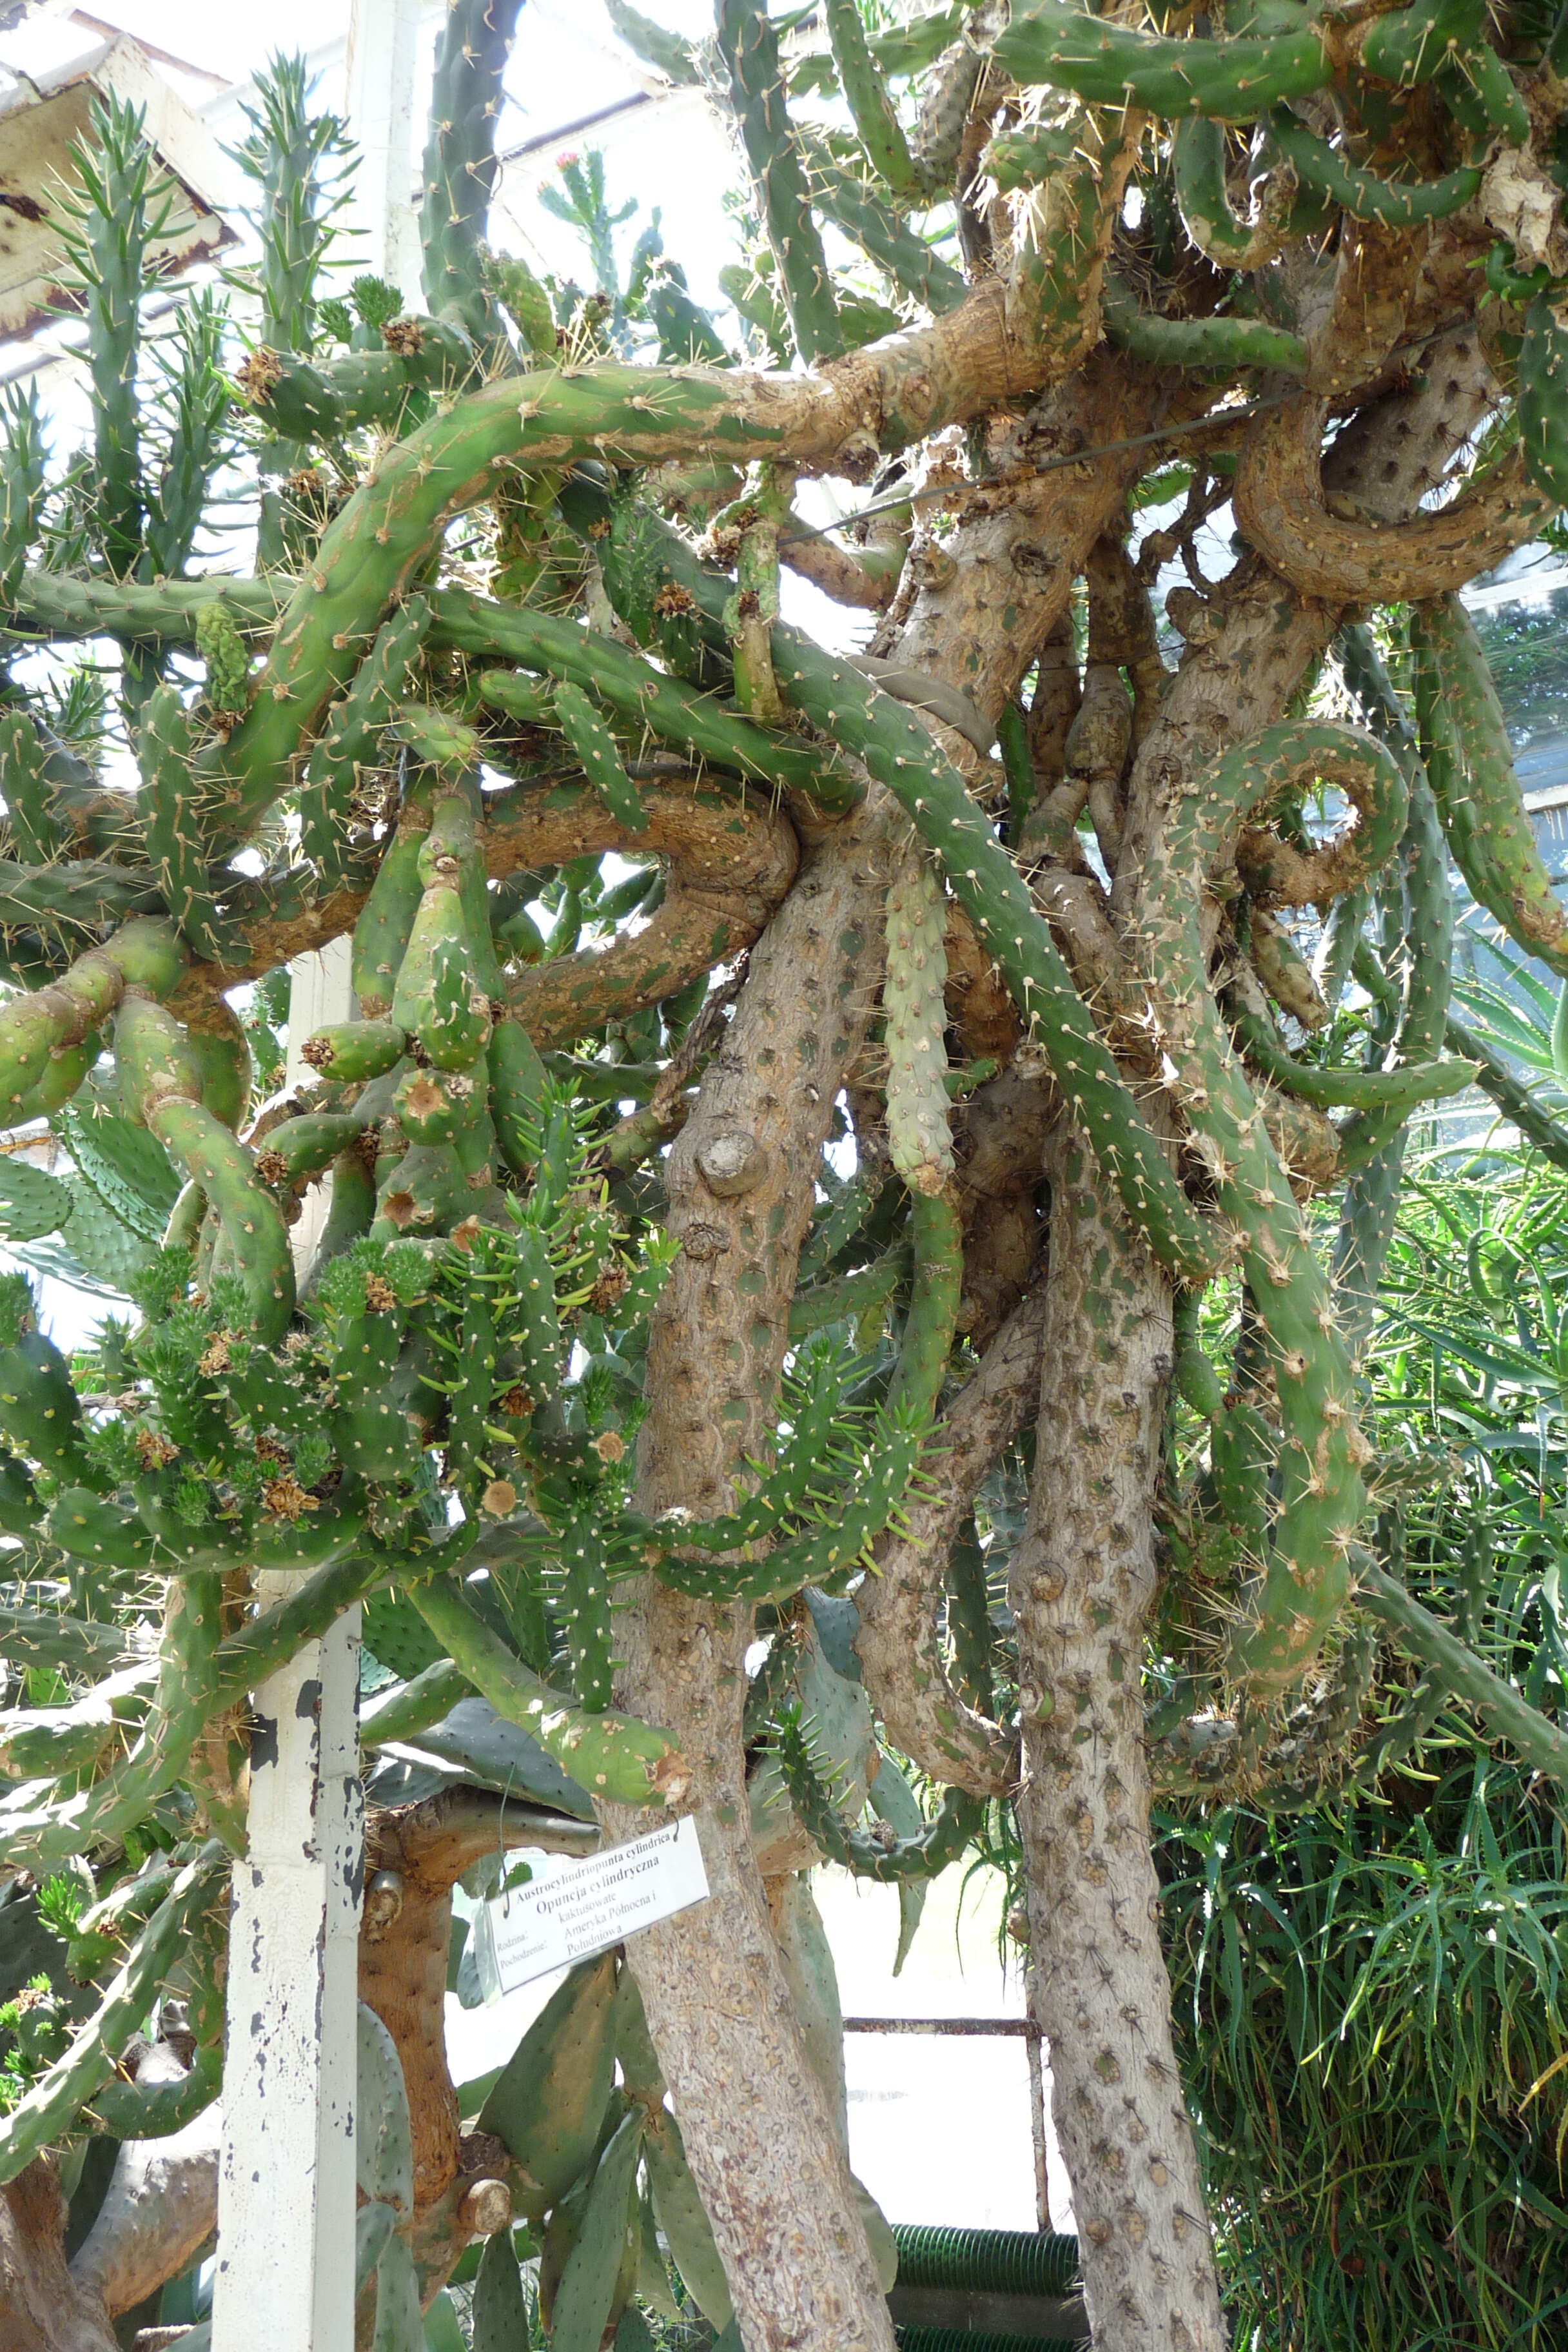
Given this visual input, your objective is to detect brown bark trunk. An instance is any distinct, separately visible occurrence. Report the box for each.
[1010,1133,1227,2352]
[0,2161,118,2352]
[603,800,896,2352]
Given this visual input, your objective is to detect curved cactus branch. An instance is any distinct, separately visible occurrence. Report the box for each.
[1236,398,1551,605]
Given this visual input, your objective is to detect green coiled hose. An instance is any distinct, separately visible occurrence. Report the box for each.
[890,2224,1081,2297]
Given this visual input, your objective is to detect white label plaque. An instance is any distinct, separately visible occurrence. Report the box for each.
[479,1815,710,1994]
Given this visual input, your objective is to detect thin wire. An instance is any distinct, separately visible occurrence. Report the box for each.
[776,393,1292,547]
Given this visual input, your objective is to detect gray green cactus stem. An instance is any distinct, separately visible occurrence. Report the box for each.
[1225,972,1475,1113]
[1410,593,1568,980]
[406,1571,686,1807]
[774,1710,982,1881]
[114,995,295,1340]
[1101,278,1307,376]
[0,1844,224,2186]
[237,319,476,443]
[418,0,524,344]
[716,0,842,364]
[1134,720,1390,1696]
[1359,1558,1568,1795]
[431,587,856,808]
[1444,1009,1568,1175]
[1261,108,1482,224]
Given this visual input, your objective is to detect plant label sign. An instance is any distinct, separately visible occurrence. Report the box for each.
[479,1816,710,1992]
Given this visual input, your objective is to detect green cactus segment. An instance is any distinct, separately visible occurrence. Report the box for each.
[1227,984,1474,1112]
[0,919,184,1122]
[1135,719,1375,1694]
[407,1571,682,1805]
[769,645,1215,1278]
[1360,1560,1568,1794]
[242,324,476,442]
[0,384,46,605]
[551,1511,618,1712]
[114,998,295,1341]
[391,837,493,1075]
[489,1019,549,1176]
[655,1407,926,1607]
[257,1112,370,1190]
[59,93,159,580]
[0,709,70,867]
[197,604,251,724]
[1518,291,1568,504]
[298,600,431,885]
[358,2003,415,2218]
[1101,278,1307,376]
[437,596,847,801]
[1445,1010,1568,1174]
[553,681,648,834]
[825,0,919,197]
[799,138,968,317]
[302,1020,408,1084]
[885,854,954,1196]
[774,1711,981,1882]
[643,2108,733,2328]
[0,1328,93,1485]
[995,0,1328,121]
[86,2038,224,2140]
[605,0,701,82]
[716,0,843,364]
[0,1847,222,2185]
[137,685,227,959]
[1411,593,1568,979]
[352,783,436,1016]
[418,0,525,340]
[892,1189,963,1426]
[1171,117,1270,267]
[1262,108,1481,224]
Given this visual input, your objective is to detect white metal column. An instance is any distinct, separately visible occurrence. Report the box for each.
[211,1592,364,2345]
[212,3,422,2331]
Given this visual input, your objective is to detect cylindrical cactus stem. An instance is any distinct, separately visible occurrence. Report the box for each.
[114,997,295,1341]
[59,92,155,583]
[1411,592,1568,977]
[825,0,919,197]
[300,1019,408,1083]
[715,0,843,363]
[235,321,476,442]
[1133,719,1381,1698]
[0,917,184,1122]
[994,0,1329,120]
[1518,288,1568,504]
[0,1845,224,2186]
[796,133,968,316]
[892,1189,963,1425]
[775,1713,981,1881]
[351,777,438,1016]
[1101,277,1308,375]
[1225,966,1474,1113]
[772,645,1216,1278]
[1171,117,1289,270]
[1262,107,1481,224]
[1445,1009,1568,1174]
[435,588,852,804]
[1360,1558,1568,1794]
[0,382,46,606]
[137,684,229,960]
[552,682,648,834]
[884,847,955,1200]
[183,994,253,1132]
[297,599,431,886]
[0,708,71,865]
[407,1571,685,1805]
[418,0,525,341]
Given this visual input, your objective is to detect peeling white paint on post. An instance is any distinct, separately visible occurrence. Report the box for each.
[211,1576,364,2346]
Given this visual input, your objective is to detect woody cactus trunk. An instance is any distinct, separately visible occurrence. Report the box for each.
[5,2,1568,2346]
